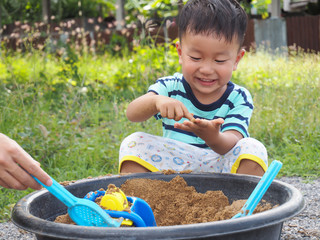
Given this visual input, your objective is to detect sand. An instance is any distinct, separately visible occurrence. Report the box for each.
[54,175,274,226]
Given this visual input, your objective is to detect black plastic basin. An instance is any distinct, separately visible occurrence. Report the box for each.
[12,172,304,240]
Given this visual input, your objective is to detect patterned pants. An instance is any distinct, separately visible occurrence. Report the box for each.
[119,132,268,173]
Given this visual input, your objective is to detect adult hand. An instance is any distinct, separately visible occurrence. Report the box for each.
[0,133,52,190]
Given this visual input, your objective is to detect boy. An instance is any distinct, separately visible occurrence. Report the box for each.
[119,0,268,176]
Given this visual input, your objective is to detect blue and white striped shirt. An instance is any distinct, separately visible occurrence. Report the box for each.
[148,73,254,148]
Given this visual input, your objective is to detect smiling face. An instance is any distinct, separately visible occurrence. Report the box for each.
[176,32,245,104]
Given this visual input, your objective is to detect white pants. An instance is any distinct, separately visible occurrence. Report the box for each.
[119,132,268,173]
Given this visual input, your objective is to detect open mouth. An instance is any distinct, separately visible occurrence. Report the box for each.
[196,77,216,85]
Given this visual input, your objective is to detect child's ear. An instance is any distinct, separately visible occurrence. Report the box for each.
[233,48,245,71]
[176,41,183,64]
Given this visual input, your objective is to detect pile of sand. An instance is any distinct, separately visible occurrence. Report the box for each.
[55,175,274,226]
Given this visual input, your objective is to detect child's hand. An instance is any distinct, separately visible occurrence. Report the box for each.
[0,133,52,190]
[126,92,195,122]
[174,118,243,155]
[155,96,195,122]
[174,118,224,138]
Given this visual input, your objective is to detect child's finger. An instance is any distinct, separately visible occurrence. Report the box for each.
[214,118,224,125]
[174,106,185,121]
[188,118,207,127]
[183,109,195,122]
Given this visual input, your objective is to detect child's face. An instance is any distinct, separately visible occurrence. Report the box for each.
[176,32,245,104]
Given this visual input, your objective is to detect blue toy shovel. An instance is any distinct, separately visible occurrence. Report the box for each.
[106,196,157,227]
[232,160,283,219]
[32,175,123,227]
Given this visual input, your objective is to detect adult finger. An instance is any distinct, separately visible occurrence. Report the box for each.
[0,178,11,189]
[6,161,42,190]
[0,170,28,190]
[11,144,52,188]
[0,150,28,189]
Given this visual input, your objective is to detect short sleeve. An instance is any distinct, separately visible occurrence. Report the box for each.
[220,87,253,137]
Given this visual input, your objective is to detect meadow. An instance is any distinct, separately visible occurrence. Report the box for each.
[0,42,319,222]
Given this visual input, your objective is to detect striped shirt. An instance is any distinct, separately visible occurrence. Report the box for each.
[148,73,254,148]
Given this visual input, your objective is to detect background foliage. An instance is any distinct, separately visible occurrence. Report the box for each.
[0,0,116,25]
[3,0,318,27]
[0,40,319,221]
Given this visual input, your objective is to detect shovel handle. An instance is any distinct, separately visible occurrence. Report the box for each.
[232,160,282,219]
[33,176,77,207]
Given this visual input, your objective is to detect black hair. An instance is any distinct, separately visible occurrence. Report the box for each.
[178,0,247,46]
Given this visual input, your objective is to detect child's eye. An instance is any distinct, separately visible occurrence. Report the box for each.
[215,59,226,63]
[189,56,201,61]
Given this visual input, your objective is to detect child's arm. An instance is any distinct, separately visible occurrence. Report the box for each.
[174,118,242,155]
[126,92,195,122]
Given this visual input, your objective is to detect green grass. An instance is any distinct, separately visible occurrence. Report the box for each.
[233,50,320,177]
[0,45,319,222]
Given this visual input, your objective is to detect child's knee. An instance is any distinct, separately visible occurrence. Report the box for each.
[237,138,268,162]
[120,160,150,173]
[228,138,268,175]
[120,132,144,146]
[237,159,265,176]
[238,138,266,151]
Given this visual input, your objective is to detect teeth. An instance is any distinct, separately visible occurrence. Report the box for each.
[200,78,213,82]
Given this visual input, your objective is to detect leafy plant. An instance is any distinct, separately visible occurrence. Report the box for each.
[250,0,272,19]
[125,0,187,22]
[0,0,117,26]
[0,44,320,223]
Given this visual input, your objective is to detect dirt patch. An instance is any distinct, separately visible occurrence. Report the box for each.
[55,175,274,226]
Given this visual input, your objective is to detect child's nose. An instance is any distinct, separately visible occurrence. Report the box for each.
[199,62,214,75]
